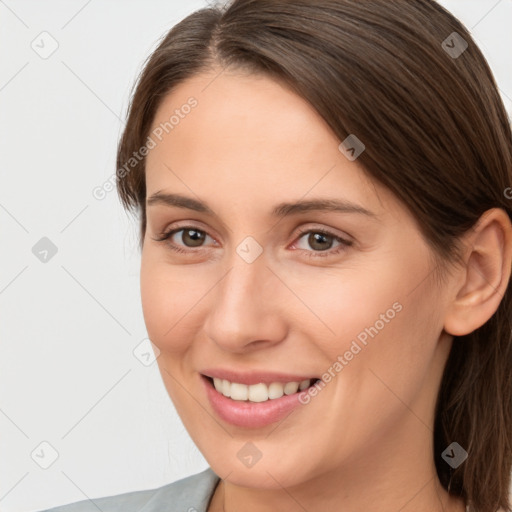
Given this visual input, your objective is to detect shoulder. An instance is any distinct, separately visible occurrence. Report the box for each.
[38,467,220,512]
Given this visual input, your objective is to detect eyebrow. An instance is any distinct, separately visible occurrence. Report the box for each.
[146,192,377,218]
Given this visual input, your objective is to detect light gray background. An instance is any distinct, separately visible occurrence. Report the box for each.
[1,1,511,511]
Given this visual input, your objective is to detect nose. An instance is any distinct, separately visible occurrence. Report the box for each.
[203,252,288,354]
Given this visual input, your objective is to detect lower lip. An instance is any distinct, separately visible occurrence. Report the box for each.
[201,375,308,428]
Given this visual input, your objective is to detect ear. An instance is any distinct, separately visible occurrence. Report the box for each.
[443,208,512,336]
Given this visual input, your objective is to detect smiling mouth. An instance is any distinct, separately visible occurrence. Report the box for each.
[203,375,321,403]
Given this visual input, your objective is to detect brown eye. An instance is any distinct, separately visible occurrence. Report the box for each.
[179,228,206,247]
[306,232,334,251]
[153,226,215,253]
[293,228,353,258]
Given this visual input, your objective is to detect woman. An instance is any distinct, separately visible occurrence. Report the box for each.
[42,0,512,511]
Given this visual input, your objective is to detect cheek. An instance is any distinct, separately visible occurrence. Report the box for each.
[284,264,405,350]
[140,251,199,354]
[295,249,442,376]
[328,261,444,417]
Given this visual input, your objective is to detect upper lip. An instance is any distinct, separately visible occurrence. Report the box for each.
[201,368,319,386]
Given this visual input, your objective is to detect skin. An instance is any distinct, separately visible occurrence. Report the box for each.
[140,68,512,512]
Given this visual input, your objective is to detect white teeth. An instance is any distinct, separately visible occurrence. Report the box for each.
[299,379,311,391]
[268,382,284,399]
[230,382,248,401]
[211,378,313,402]
[248,383,268,402]
[222,379,231,397]
[284,381,299,395]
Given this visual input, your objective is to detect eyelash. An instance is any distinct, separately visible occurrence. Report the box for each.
[152,225,353,259]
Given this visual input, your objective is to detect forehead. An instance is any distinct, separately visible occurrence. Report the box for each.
[148,69,337,155]
[144,70,390,218]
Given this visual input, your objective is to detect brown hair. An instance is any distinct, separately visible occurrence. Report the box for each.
[116,1,512,510]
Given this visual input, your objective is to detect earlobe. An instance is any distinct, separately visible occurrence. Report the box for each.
[443,208,512,337]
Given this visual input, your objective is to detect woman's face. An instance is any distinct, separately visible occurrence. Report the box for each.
[141,69,455,489]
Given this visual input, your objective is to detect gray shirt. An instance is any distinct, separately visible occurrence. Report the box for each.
[38,469,488,512]
[39,467,220,512]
